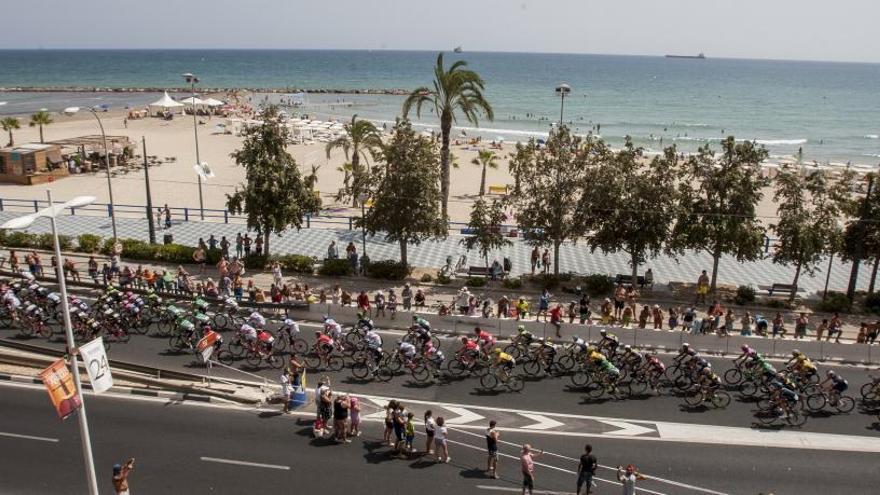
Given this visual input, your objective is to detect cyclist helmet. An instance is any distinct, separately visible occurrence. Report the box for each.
[461,336,469,343]
[642,351,653,359]
[396,339,403,346]
[826,370,836,377]
[517,325,526,333]
[792,349,802,357]
[322,315,331,322]
[740,344,751,353]
[314,330,322,336]
[493,348,502,354]
[357,311,364,319]
[600,329,607,336]
[572,335,580,342]
[623,345,632,351]
[474,327,482,333]
[700,367,712,375]
[682,343,690,350]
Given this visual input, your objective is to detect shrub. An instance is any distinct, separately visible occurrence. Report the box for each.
[420,273,434,283]
[117,238,158,261]
[366,260,410,280]
[581,274,614,296]
[318,258,351,277]
[243,254,269,270]
[817,292,852,313]
[734,285,756,306]
[864,292,880,315]
[764,298,788,309]
[464,276,487,288]
[100,237,116,256]
[205,248,223,265]
[530,273,560,289]
[154,244,197,264]
[4,231,37,248]
[34,233,72,251]
[76,234,103,253]
[435,272,452,284]
[502,277,523,290]
[274,254,316,274]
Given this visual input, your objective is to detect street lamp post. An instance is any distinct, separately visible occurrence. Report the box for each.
[183,73,205,220]
[555,82,571,127]
[63,107,118,241]
[1,192,99,495]
[358,192,368,260]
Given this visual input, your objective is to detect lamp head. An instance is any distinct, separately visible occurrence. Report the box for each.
[555,83,572,95]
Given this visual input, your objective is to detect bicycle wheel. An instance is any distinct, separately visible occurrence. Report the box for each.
[627,379,648,396]
[522,359,542,377]
[480,373,499,390]
[169,335,185,351]
[290,339,309,355]
[756,409,780,425]
[351,362,371,380]
[786,410,807,427]
[724,368,743,386]
[38,323,54,341]
[274,335,288,353]
[216,350,234,366]
[860,382,878,401]
[447,359,466,377]
[376,367,395,383]
[806,393,826,412]
[327,356,345,372]
[503,344,521,359]
[507,375,525,392]
[740,381,758,397]
[303,354,321,369]
[585,381,606,399]
[711,391,731,408]
[344,331,363,347]
[267,354,285,370]
[245,351,262,368]
[570,371,590,388]
[228,340,244,357]
[684,391,705,406]
[556,355,575,372]
[834,396,855,413]
[212,313,229,330]
[473,361,491,377]
[384,355,403,373]
[411,365,431,383]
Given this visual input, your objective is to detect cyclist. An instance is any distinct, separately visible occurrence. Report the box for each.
[492,348,516,381]
[474,327,496,355]
[597,329,619,354]
[280,318,300,338]
[364,329,383,366]
[248,311,266,330]
[820,370,848,405]
[697,366,721,396]
[398,339,418,366]
[323,316,343,341]
[534,338,557,373]
[411,321,433,349]
[257,328,276,355]
[619,345,642,370]
[768,380,799,416]
[733,344,754,368]
[412,314,431,333]
[457,336,480,362]
[238,322,258,348]
[315,331,335,356]
[515,325,536,347]
[641,352,666,388]
[356,312,375,332]
[192,297,210,314]
[596,358,621,392]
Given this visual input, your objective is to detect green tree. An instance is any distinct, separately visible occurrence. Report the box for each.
[581,142,680,285]
[402,52,494,218]
[509,126,603,276]
[359,120,447,266]
[226,105,319,255]
[29,111,53,143]
[671,137,770,294]
[1,117,20,146]
[841,173,880,293]
[471,149,499,196]
[461,198,511,267]
[771,169,853,301]
[325,114,383,206]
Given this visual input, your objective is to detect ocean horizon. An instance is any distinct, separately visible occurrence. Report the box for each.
[1,49,878,166]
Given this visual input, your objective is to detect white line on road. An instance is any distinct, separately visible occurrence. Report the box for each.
[0,431,60,443]
[519,413,566,431]
[476,485,570,494]
[200,456,290,470]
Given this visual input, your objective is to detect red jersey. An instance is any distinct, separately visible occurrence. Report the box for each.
[317,334,333,345]
[549,307,563,322]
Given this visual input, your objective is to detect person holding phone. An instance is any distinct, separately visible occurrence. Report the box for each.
[112,458,134,495]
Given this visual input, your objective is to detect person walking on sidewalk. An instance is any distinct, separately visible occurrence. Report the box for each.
[235,233,243,259]
[486,420,500,479]
[520,444,543,495]
[576,444,597,495]
[112,458,135,495]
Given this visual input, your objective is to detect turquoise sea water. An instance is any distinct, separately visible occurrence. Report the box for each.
[1,49,878,165]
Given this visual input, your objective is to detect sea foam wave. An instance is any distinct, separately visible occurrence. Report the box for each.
[864,134,879,139]
[754,139,807,145]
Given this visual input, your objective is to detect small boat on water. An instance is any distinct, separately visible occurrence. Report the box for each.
[665,53,706,59]
[453,46,463,53]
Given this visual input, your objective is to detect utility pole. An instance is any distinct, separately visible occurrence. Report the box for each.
[143,136,156,244]
[847,174,874,300]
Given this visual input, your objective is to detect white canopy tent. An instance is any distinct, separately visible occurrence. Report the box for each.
[180,96,207,106]
[148,91,184,116]
[201,98,225,107]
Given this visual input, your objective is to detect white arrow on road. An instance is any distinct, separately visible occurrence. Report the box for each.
[444,406,485,425]
[519,413,565,431]
[596,419,655,436]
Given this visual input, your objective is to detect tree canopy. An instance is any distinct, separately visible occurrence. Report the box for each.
[325,114,382,206]
[461,198,511,266]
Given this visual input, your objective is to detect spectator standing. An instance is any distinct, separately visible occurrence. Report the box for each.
[541,249,551,274]
[827,313,843,343]
[402,283,413,311]
[576,444,597,495]
[486,420,500,479]
[434,417,450,463]
[327,241,339,259]
[235,233,243,258]
[617,464,646,495]
[333,394,351,443]
[357,290,370,314]
[795,312,809,339]
[8,250,19,273]
[414,289,426,308]
[520,444,543,495]
[163,204,171,229]
[424,410,436,455]
[193,245,206,274]
[112,458,135,495]
[219,235,230,258]
[271,261,283,287]
[578,295,591,324]
[254,235,263,256]
[207,234,218,250]
[243,234,252,257]
[538,289,551,321]
[374,290,387,318]
[530,246,540,275]
[498,294,510,318]
[696,270,710,305]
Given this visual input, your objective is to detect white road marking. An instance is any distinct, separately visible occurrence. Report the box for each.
[519,413,566,431]
[0,431,60,443]
[200,456,290,470]
[445,405,485,425]
[596,419,656,437]
[476,485,570,494]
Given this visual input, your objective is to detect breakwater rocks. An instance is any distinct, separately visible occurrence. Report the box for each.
[0,86,411,96]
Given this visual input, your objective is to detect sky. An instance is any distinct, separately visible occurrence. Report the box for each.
[1,0,879,63]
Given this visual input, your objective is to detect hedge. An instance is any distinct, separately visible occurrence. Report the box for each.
[463,276,487,288]
[365,260,410,280]
[274,254,316,274]
[817,292,852,313]
[76,234,102,253]
[3,231,38,248]
[318,258,351,277]
[244,254,269,270]
[581,274,614,296]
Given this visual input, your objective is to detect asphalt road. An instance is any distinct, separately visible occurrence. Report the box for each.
[2,383,879,495]
[3,317,880,438]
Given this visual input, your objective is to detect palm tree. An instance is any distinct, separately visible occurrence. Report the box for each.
[471,149,498,196]
[402,52,494,219]
[29,111,53,143]
[1,117,20,147]
[325,114,382,206]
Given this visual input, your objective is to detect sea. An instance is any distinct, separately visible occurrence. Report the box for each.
[1,49,878,166]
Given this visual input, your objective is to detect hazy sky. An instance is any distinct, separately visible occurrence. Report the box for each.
[2,0,878,63]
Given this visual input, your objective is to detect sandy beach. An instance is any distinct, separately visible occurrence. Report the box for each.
[0,105,790,227]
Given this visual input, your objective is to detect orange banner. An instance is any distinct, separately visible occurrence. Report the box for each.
[39,358,82,420]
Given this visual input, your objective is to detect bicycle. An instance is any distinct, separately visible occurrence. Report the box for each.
[683,386,731,408]
[446,352,490,378]
[754,398,808,427]
[480,367,524,392]
[805,387,855,414]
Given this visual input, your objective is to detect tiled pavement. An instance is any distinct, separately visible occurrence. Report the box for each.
[0,211,872,296]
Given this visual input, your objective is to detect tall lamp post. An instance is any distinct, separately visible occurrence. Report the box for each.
[358,192,369,260]
[555,82,571,127]
[63,107,118,241]
[1,192,99,495]
[182,73,205,220]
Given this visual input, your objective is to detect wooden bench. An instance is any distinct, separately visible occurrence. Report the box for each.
[768,283,797,296]
[488,184,508,195]
[467,265,505,279]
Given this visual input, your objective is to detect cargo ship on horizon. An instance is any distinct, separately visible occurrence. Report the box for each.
[665,52,706,59]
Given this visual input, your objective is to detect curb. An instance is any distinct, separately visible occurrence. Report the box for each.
[0,371,219,403]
